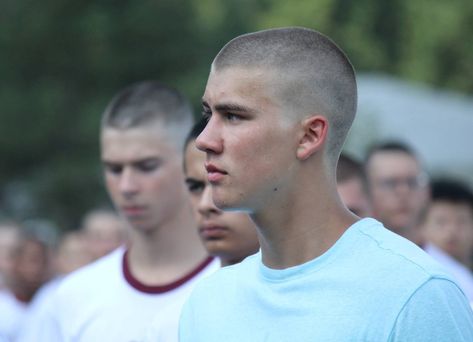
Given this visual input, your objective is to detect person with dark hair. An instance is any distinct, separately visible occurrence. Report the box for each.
[337,153,371,217]
[179,27,473,341]
[364,141,429,244]
[33,81,219,341]
[184,118,259,266]
[421,179,473,302]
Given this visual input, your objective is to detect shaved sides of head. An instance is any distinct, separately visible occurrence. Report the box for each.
[213,27,357,159]
[101,80,194,150]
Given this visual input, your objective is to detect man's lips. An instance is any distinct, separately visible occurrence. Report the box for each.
[205,163,227,183]
[199,224,228,239]
[121,206,146,217]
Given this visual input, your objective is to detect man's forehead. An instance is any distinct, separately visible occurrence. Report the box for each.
[207,66,269,88]
[203,66,283,109]
[370,151,419,168]
[101,128,179,161]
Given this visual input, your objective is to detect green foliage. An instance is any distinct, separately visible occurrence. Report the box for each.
[1,0,471,228]
[0,0,262,228]
[256,0,473,93]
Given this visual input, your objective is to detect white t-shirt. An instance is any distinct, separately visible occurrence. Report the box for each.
[34,247,219,342]
[144,258,221,342]
[0,289,28,341]
[16,276,63,342]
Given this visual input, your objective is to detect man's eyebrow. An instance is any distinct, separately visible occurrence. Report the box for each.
[202,98,256,114]
[102,159,119,165]
[215,103,255,114]
[102,157,159,165]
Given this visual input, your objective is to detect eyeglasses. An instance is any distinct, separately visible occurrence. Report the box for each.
[375,173,429,192]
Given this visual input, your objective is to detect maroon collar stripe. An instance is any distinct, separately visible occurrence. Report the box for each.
[122,250,214,294]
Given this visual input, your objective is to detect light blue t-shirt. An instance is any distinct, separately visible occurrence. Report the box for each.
[179,218,473,341]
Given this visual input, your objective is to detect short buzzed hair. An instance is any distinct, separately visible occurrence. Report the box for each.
[101,81,194,149]
[365,141,417,166]
[212,27,357,159]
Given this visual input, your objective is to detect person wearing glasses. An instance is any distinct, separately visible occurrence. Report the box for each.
[364,141,429,245]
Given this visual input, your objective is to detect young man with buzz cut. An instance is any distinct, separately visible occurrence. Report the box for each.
[32,81,219,341]
[179,27,473,341]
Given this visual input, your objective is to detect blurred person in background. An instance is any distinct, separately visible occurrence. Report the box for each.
[34,81,219,341]
[421,178,473,301]
[337,153,371,217]
[81,208,128,260]
[364,141,430,245]
[54,230,93,275]
[17,230,92,342]
[0,221,21,290]
[0,221,55,341]
[184,118,260,267]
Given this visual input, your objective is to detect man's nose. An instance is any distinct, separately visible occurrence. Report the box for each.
[118,168,139,197]
[198,185,220,216]
[195,116,223,154]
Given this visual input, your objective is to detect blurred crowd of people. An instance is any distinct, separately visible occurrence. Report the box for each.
[0,46,472,339]
[337,143,473,301]
[2,137,472,340]
[0,209,127,340]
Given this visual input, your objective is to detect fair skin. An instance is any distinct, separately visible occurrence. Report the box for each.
[0,225,20,287]
[83,211,127,260]
[184,138,259,266]
[101,121,207,284]
[55,232,92,275]
[365,151,429,243]
[197,66,357,269]
[422,201,473,268]
[12,240,50,302]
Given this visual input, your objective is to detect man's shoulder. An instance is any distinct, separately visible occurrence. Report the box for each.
[352,219,455,284]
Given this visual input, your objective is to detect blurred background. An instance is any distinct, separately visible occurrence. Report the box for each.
[1,0,472,231]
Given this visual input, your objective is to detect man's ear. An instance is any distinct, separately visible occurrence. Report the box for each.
[296,115,328,160]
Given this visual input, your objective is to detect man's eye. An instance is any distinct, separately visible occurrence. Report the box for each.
[137,161,159,172]
[202,109,212,121]
[104,164,123,175]
[186,180,205,194]
[225,113,241,122]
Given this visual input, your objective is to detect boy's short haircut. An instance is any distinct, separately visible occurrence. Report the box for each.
[101,81,194,149]
[365,141,417,165]
[212,27,357,161]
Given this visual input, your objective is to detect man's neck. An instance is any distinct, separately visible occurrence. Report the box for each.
[126,209,208,285]
[252,180,357,270]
